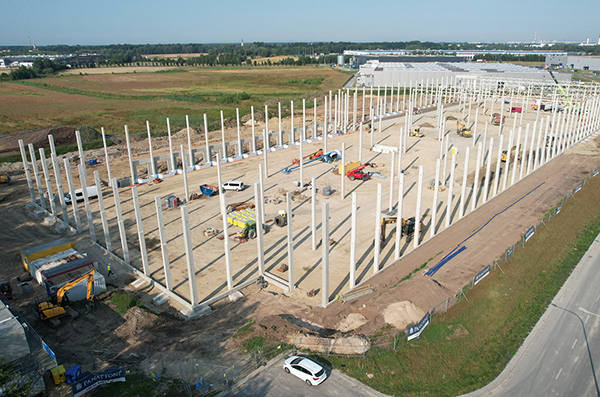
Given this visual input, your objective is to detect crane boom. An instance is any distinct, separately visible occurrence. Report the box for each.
[546,68,573,108]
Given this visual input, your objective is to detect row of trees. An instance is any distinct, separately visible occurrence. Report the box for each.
[0,58,67,81]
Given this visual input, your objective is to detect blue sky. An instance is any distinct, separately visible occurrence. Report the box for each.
[1,0,598,46]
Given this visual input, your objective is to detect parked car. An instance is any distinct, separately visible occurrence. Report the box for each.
[221,181,244,192]
[283,356,327,386]
[65,186,98,204]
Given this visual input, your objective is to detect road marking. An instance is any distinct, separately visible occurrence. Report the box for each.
[585,316,589,324]
[596,294,600,303]
[572,339,578,349]
[556,368,562,380]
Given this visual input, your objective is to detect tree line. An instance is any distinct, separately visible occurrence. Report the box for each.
[0,57,67,81]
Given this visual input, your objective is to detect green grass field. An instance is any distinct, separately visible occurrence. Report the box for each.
[0,66,351,135]
[319,175,600,396]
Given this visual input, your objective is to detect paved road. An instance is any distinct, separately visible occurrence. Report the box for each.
[225,354,388,397]
[464,233,600,397]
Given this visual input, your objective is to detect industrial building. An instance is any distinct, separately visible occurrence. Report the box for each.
[356,60,571,87]
[545,55,600,71]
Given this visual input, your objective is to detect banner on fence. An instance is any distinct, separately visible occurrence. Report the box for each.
[72,367,126,397]
[408,312,430,341]
[556,203,562,214]
[525,226,535,242]
[506,245,514,260]
[575,183,582,193]
[593,168,599,177]
[474,265,491,286]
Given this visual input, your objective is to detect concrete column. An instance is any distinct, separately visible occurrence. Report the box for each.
[492,135,504,197]
[29,144,45,209]
[373,183,383,274]
[482,138,494,203]
[324,99,329,152]
[311,176,317,251]
[442,134,450,183]
[185,115,194,168]
[299,130,304,186]
[378,99,383,133]
[254,182,265,275]
[388,151,396,212]
[459,147,470,219]
[77,164,96,243]
[145,123,156,177]
[263,128,269,178]
[167,118,175,172]
[383,85,387,116]
[353,90,357,130]
[64,158,81,232]
[445,150,457,228]
[527,122,537,175]
[259,164,265,225]
[303,99,306,142]
[473,106,479,146]
[534,119,544,171]
[324,96,328,141]
[19,140,36,202]
[101,127,113,181]
[329,90,333,124]
[132,186,149,276]
[181,205,198,307]
[75,130,87,184]
[94,171,111,252]
[430,159,440,238]
[321,202,330,307]
[395,172,405,260]
[220,110,227,160]
[502,130,514,192]
[286,193,295,293]
[414,165,424,249]
[216,153,233,291]
[39,148,57,218]
[519,124,530,181]
[290,101,295,145]
[124,125,136,184]
[340,142,345,199]
[359,122,363,163]
[471,142,483,212]
[155,196,172,291]
[370,106,375,147]
[251,107,256,153]
[236,108,242,157]
[204,113,211,164]
[334,95,338,136]
[49,135,68,223]
[511,128,522,186]
[350,192,358,289]
[363,86,367,119]
[314,98,318,139]
[111,177,129,264]
[482,122,489,165]
[181,145,189,201]
[278,102,283,147]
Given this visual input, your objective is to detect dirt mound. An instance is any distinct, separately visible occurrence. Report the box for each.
[288,334,370,355]
[420,122,435,128]
[446,116,458,121]
[241,111,265,124]
[113,306,166,341]
[337,313,367,332]
[0,125,101,157]
[381,301,425,329]
[174,127,204,140]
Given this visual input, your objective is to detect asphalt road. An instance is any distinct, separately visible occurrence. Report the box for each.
[464,232,600,397]
[225,354,388,397]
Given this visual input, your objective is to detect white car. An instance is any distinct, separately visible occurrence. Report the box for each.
[283,356,327,386]
[65,186,98,204]
[222,181,244,192]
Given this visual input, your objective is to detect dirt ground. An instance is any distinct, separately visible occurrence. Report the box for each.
[1,98,598,383]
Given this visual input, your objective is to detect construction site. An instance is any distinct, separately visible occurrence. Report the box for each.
[1,71,600,395]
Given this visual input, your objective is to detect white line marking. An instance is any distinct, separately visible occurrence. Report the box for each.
[556,368,562,380]
[585,316,589,324]
[572,339,578,349]
[596,294,600,303]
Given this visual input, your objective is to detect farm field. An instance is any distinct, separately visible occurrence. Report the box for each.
[0,66,351,135]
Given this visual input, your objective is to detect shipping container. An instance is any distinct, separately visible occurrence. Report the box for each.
[21,239,75,273]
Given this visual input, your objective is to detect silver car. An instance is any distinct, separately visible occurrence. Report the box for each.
[283,356,327,386]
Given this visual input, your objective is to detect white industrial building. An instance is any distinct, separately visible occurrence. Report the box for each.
[356,60,571,87]
[545,55,600,71]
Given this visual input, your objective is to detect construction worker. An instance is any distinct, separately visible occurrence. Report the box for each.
[107,263,113,277]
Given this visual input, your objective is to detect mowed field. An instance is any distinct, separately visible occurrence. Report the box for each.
[0,66,351,135]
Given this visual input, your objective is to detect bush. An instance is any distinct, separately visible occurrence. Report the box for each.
[110,291,142,315]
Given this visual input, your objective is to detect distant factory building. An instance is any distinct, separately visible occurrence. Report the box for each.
[545,55,600,71]
[356,61,571,87]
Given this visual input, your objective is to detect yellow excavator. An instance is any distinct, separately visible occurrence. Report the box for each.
[456,121,472,138]
[409,127,424,137]
[380,217,422,241]
[501,146,518,162]
[37,269,95,325]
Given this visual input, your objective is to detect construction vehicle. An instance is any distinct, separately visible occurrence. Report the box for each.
[235,220,258,241]
[203,227,218,236]
[412,107,421,115]
[37,269,95,326]
[501,146,518,162]
[380,217,422,241]
[291,149,324,165]
[546,67,573,110]
[274,210,288,227]
[347,164,370,181]
[0,174,10,185]
[281,150,341,175]
[456,121,472,138]
[492,113,505,126]
[409,127,424,137]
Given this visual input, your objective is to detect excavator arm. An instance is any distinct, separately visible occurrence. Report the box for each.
[55,269,95,306]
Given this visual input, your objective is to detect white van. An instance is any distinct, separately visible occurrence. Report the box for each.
[65,186,98,204]
[222,181,244,192]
